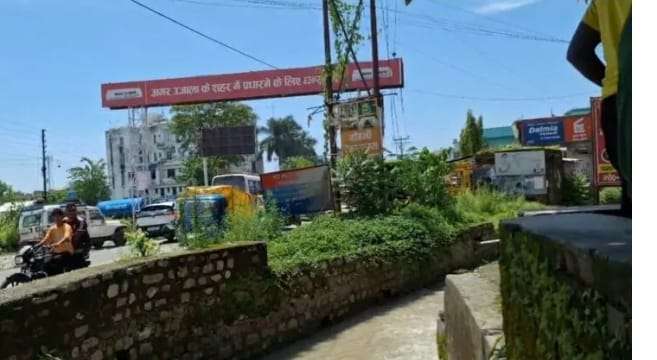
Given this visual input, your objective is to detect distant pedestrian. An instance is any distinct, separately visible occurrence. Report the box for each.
[567,0,632,217]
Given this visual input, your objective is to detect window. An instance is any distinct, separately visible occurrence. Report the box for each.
[111,175,115,189]
[153,134,157,143]
[89,209,104,222]
[166,151,173,160]
[248,180,262,194]
[139,156,143,163]
[151,170,156,180]
[22,213,41,228]
[160,188,165,196]
[172,187,177,195]
[167,169,176,179]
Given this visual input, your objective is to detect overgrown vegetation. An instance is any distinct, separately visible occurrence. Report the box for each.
[561,174,592,206]
[454,188,544,227]
[337,149,453,216]
[125,228,159,257]
[600,187,622,204]
[222,203,284,243]
[0,208,20,251]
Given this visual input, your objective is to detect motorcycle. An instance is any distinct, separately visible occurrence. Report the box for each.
[1,244,91,289]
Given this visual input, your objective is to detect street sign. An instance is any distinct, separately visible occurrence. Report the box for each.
[101,59,404,109]
[334,96,380,129]
[341,126,383,156]
[200,126,256,156]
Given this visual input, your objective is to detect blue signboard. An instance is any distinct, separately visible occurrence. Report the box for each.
[521,119,564,146]
[260,165,333,216]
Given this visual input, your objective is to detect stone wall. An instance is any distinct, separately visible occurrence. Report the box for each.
[499,214,631,359]
[0,224,493,360]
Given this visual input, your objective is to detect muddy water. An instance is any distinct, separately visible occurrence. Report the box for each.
[262,285,444,360]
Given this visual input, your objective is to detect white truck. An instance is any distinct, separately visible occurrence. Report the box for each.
[18,204,126,249]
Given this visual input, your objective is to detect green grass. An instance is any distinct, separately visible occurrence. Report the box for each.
[454,188,544,228]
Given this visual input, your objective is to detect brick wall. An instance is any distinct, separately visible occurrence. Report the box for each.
[0,224,493,360]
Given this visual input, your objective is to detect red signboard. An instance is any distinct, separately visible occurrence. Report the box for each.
[101,59,404,109]
[563,115,592,143]
[592,97,621,187]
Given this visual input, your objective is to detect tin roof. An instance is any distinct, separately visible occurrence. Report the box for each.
[483,126,514,139]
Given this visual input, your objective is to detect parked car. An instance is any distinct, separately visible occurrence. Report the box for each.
[135,202,177,242]
[18,204,126,249]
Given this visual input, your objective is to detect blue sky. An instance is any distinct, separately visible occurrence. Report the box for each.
[0,0,597,193]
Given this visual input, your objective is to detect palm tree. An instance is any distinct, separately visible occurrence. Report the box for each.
[259,116,318,163]
[68,158,111,205]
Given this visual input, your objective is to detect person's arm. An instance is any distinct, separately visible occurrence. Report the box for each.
[567,21,605,87]
[38,227,53,246]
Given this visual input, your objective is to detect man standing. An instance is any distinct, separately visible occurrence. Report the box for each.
[567,0,632,216]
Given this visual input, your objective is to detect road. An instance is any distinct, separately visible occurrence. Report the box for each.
[0,240,180,285]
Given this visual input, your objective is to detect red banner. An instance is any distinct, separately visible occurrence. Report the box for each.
[592,97,621,187]
[101,59,404,109]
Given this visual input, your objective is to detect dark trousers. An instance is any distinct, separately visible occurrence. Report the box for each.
[601,95,631,217]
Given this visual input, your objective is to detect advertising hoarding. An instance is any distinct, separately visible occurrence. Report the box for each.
[494,151,546,176]
[564,115,592,142]
[521,118,563,145]
[200,126,256,156]
[334,96,380,129]
[102,59,403,109]
[260,165,333,216]
[340,126,383,156]
[591,98,621,187]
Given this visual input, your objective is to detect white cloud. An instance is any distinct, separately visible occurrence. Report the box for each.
[474,0,541,15]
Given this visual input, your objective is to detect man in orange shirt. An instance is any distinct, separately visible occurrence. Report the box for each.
[39,208,74,256]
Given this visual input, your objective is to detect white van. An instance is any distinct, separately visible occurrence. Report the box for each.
[211,174,262,195]
[18,204,126,249]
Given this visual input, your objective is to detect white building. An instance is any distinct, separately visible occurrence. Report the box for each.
[105,114,263,203]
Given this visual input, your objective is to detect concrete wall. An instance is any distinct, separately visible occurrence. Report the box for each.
[499,214,631,359]
[0,224,493,360]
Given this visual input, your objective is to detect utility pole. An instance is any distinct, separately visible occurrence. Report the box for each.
[41,129,48,202]
[323,0,341,211]
[393,135,411,158]
[368,0,385,157]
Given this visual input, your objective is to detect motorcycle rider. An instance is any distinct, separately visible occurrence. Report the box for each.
[37,208,74,272]
[64,202,90,251]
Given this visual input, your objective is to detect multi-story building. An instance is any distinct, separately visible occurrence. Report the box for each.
[105,114,263,203]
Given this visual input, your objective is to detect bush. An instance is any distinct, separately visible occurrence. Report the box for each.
[0,209,20,251]
[337,152,399,216]
[267,215,436,272]
[600,187,622,204]
[394,203,458,244]
[281,156,316,170]
[222,202,284,243]
[126,229,159,257]
[561,175,593,206]
[337,148,452,216]
[454,188,544,227]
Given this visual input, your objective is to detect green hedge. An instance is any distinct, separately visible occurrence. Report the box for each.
[499,228,631,359]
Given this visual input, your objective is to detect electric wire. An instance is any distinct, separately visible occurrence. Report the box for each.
[129,0,278,69]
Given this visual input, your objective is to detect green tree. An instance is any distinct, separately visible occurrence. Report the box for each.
[169,102,258,185]
[459,110,486,157]
[68,158,111,205]
[0,180,15,204]
[281,156,317,170]
[259,116,318,164]
[46,189,69,205]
